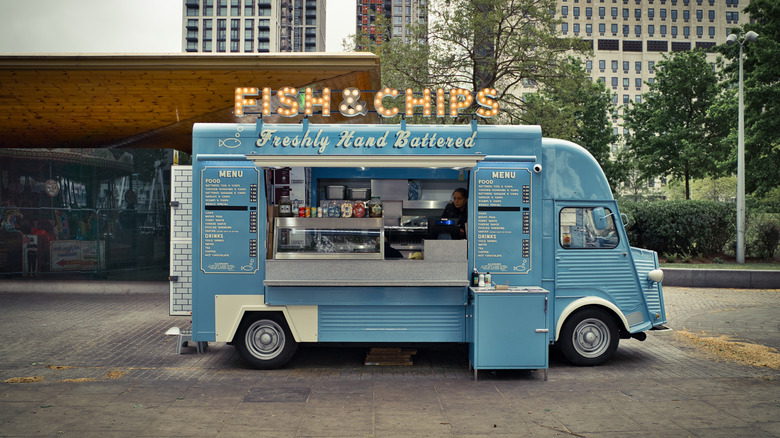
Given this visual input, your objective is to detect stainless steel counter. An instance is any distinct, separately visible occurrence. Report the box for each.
[264,240,468,287]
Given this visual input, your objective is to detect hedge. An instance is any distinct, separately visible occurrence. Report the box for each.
[618,200,735,257]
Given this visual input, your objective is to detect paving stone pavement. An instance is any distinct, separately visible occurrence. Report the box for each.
[0,286,778,437]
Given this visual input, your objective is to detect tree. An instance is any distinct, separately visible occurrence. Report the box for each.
[623,50,731,199]
[663,176,736,202]
[349,0,589,123]
[715,0,780,196]
[523,58,624,189]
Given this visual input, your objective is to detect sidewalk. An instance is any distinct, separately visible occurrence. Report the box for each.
[0,287,778,436]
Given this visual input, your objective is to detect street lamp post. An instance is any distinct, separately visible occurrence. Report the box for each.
[726,30,758,264]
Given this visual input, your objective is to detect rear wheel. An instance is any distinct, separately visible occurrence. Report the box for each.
[235,313,298,369]
[559,308,619,366]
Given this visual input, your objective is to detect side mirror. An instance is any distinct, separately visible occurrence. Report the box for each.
[592,207,609,230]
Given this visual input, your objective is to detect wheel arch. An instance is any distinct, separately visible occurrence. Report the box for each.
[214,295,317,344]
[554,297,629,342]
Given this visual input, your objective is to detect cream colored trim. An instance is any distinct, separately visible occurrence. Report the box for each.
[214,295,318,343]
[554,297,629,342]
[248,154,484,168]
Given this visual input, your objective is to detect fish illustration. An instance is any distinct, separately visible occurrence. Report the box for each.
[219,138,241,148]
[513,261,528,271]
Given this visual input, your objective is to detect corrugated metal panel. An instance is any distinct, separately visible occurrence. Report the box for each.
[555,251,642,311]
[631,247,665,322]
[318,306,465,342]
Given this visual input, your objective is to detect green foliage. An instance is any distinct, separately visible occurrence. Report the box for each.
[663,176,736,202]
[619,200,735,256]
[348,0,589,124]
[623,50,731,199]
[747,187,780,213]
[746,214,780,259]
[715,0,780,196]
[523,58,624,188]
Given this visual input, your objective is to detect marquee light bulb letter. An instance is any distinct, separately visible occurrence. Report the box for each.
[405,88,433,116]
[449,89,473,117]
[436,89,446,117]
[476,88,499,118]
[277,87,299,117]
[339,87,368,117]
[234,87,259,116]
[304,87,331,116]
[374,87,400,118]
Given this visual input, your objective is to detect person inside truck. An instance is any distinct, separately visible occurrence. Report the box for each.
[441,188,468,239]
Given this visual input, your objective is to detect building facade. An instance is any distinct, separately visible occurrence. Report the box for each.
[555,0,749,131]
[183,0,326,53]
[549,0,749,195]
[356,0,427,47]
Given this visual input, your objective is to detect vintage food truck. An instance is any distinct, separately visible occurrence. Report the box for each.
[183,87,666,376]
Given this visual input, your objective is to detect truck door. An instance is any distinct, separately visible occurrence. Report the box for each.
[554,203,650,331]
[470,161,540,286]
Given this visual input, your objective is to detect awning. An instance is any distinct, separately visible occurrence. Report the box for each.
[0,53,381,153]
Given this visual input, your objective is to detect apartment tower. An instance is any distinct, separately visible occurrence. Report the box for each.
[183,0,326,53]
[554,0,749,137]
[356,0,427,48]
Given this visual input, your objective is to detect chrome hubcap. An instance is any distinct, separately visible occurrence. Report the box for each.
[246,320,285,360]
[572,318,610,358]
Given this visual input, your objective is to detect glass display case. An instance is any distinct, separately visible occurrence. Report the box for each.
[273,217,384,259]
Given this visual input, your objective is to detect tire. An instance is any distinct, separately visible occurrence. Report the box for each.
[559,308,619,366]
[235,313,298,369]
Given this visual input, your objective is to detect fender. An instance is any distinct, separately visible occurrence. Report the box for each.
[214,294,317,343]
[554,297,629,342]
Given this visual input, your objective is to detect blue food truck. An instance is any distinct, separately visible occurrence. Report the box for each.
[186,87,666,376]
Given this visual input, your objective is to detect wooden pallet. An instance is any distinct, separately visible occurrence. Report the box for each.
[364,348,418,366]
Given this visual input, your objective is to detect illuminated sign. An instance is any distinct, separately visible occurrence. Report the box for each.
[235,86,499,118]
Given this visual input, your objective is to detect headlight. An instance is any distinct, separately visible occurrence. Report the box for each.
[647,269,664,283]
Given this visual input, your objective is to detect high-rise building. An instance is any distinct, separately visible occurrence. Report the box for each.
[549,0,750,194]
[356,0,427,48]
[553,0,749,132]
[183,0,325,53]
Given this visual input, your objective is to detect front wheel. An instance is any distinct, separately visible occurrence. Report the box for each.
[235,313,298,369]
[558,308,619,366]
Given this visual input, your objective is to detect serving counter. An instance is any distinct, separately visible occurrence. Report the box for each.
[265,240,468,287]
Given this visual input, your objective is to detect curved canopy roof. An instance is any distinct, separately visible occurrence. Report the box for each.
[0,53,381,153]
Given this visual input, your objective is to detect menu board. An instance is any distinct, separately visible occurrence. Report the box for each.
[201,166,259,274]
[473,167,531,275]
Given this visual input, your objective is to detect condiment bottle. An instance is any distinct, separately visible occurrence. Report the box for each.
[353,201,365,218]
[340,202,353,218]
[368,196,383,217]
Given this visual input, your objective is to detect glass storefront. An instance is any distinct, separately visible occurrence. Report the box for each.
[0,148,182,281]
